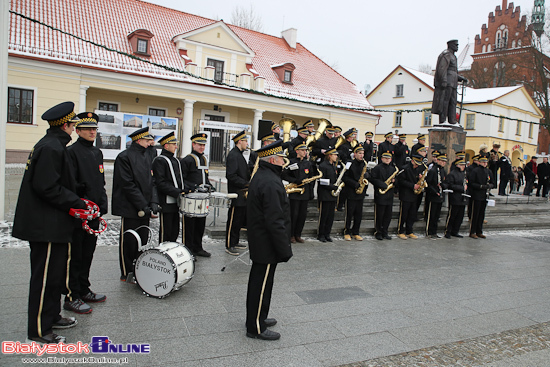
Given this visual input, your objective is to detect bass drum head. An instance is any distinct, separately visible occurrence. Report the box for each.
[135,249,177,298]
[173,245,195,289]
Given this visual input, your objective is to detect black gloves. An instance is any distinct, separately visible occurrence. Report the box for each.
[151,203,161,214]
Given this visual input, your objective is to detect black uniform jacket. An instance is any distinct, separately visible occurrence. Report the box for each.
[281,157,317,201]
[226,146,250,206]
[317,160,339,202]
[469,165,491,201]
[337,141,354,164]
[247,160,293,264]
[363,140,374,162]
[152,149,184,213]
[426,164,447,203]
[499,155,512,178]
[248,150,258,172]
[409,143,425,158]
[287,135,306,159]
[465,163,477,196]
[311,135,332,163]
[444,169,467,205]
[112,142,156,218]
[67,137,108,215]
[370,162,396,205]
[538,162,550,181]
[12,128,86,243]
[398,163,420,203]
[181,150,213,191]
[342,159,368,200]
[377,141,395,160]
[393,141,410,169]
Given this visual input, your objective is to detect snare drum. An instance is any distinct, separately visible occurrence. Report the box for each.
[134,242,195,298]
[210,192,238,209]
[179,193,209,217]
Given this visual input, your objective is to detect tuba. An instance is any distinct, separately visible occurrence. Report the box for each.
[306,118,332,148]
[279,118,296,143]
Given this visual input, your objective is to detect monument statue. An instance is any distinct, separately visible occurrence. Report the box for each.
[432,39,468,124]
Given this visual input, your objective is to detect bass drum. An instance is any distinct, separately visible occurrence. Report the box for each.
[134,242,195,298]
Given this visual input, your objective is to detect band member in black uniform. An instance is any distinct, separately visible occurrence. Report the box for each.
[317,148,339,242]
[333,126,342,140]
[181,133,214,257]
[342,144,368,241]
[444,158,468,238]
[370,151,397,240]
[377,132,395,161]
[303,120,315,135]
[498,150,512,196]
[413,146,428,219]
[363,131,375,162]
[393,134,409,170]
[271,122,281,141]
[287,126,309,159]
[469,156,492,239]
[537,157,550,197]
[225,130,250,255]
[311,127,335,164]
[248,134,277,171]
[246,140,292,341]
[336,128,357,211]
[13,102,86,344]
[113,127,159,282]
[64,112,108,315]
[467,155,479,220]
[282,143,317,243]
[397,154,423,239]
[409,134,426,158]
[152,132,184,243]
[425,153,448,238]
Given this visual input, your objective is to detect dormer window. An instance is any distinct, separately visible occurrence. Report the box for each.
[127,29,154,57]
[284,70,292,83]
[137,39,148,54]
[271,62,296,84]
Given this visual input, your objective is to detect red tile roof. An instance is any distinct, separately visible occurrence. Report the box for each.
[8,0,371,110]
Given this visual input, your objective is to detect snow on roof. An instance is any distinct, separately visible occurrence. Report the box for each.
[457,43,474,71]
[8,0,370,110]
[401,66,435,88]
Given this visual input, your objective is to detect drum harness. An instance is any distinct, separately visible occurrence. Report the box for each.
[155,155,183,204]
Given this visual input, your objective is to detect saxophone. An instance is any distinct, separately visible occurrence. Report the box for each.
[413,163,429,195]
[355,160,369,194]
[379,166,400,194]
[285,171,323,194]
[331,161,348,197]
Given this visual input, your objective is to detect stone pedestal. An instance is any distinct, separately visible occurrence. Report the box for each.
[428,124,467,173]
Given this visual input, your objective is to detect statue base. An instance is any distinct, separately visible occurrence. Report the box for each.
[428,124,466,172]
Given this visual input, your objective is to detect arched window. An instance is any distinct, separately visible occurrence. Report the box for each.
[487,44,492,52]
[503,30,508,48]
[518,39,521,46]
[482,44,487,53]
[496,30,502,48]
[511,40,516,48]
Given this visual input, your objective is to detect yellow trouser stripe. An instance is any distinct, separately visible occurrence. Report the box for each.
[37,243,52,337]
[65,242,72,301]
[256,264,271,334]
[120,219,126,276]
[227,206,235,248]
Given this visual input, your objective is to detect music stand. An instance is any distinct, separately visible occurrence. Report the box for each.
[221,249,251,271]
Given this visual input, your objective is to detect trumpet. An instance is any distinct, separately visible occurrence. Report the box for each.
[285,171,323,194]
[379,166,400,194]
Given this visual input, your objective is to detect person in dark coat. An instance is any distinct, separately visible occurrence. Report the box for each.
[363,131,375,162]
[113,126,159,282]
[467,155,479,220]
[311,127,335,165]
[370,151,398,240]
[181,133,215,257]
[409,134,426,159]
[13,101,87,344]
[393,134,410,170]
[397,155,424,239]
[248,134,277,172]
[317,148,340,242]
[469,156,492,238]
[377,132,395,161]
[443,158,468,238]
[287,126,309,159]
[498,150,512,196]
[425,153,448,238]
[336,128,357,211]
[342,145,368,241]
[536,157,549,197]
[152,132,184,244]
[281,143,317,243]
[523,156,537,195]
[225,130,251,255]
[489,143,501,187]
[64,112,108,315]
[245,140,292,341]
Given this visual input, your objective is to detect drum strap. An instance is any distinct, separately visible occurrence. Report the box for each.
[155,155,183,204]
[189,153,208,185]
[125,229,145,252]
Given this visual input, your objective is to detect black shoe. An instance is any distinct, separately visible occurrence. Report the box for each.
[444,233,451,239]
[225,247,239,256]
[375,234,383,240]
[325,236,333,242]
[26,333,66,344]
[82,291,106,303]
[194,250,211,257]
[246,329,281,340]
[265,318,277,327]
[318,236,326,243]
[384,235,392,240]
[52,317,78,329]
[451,234,463,238]
[488,193,494,197]
[63,299,92,314]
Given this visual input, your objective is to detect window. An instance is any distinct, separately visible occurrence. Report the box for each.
[284,70,292,83]
[498,116,505,132]
[8,87,34,124]
[422,109,432,126]
[516,120,521,135]
[465,114,475,130]
[137,39,148,54]
[98,102,118,112]
[394,111,402,127]
[148,108,166,117]
[529,122,534,138]
[395,84,404,97]
[207,59,224,83]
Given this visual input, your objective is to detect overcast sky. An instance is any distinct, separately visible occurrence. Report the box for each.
[146,0,535,93]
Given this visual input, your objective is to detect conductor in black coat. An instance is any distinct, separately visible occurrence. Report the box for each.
[469,156,492,238]
[425,153,448,237]
[370,151,398,240]
[246,140,292,341]
[64,112,108,315]
[225,131,250,255]
[317,148,340,242]
[112,127,159,281]
[443,158,468,238]
[12,102,87,344]
[152,132,184,243]
[342,144,368,241]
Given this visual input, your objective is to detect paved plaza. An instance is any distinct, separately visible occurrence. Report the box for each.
[2,221,550,366]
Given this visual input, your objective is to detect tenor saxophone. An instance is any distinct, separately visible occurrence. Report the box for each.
[413,164,429,195]
[355,160,369,194]
[285,171,323,194]
[379,166,400,194]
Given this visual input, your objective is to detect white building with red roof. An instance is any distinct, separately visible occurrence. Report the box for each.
[6,0,378,162]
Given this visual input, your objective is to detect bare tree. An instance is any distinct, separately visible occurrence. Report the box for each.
[230,5,263,32]
[418,63,433,74]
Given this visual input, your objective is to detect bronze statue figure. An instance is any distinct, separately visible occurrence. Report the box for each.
[432,40,468,124]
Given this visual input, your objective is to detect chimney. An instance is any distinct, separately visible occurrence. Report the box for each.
[281,28,297,49]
